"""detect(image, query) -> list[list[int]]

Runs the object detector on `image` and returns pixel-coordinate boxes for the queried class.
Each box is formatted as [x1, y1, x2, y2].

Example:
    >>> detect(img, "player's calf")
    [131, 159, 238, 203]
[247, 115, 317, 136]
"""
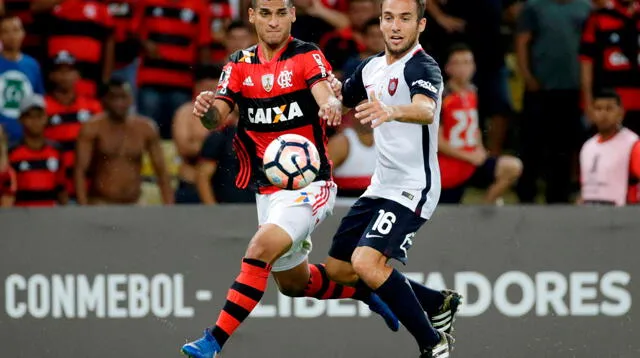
[324, 256, 360, 286]
[352, 246, 440, 352]
[182, 224, 293, 357]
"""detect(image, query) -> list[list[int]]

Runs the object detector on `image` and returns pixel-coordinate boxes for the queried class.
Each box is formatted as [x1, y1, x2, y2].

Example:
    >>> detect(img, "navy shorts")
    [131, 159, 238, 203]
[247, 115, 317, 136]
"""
[440, 156, 498, 204]
[328, 197, 426, 264]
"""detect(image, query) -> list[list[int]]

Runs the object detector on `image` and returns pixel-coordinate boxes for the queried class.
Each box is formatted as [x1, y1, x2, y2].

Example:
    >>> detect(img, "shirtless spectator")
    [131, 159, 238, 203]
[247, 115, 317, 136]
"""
[172, 64, 221, 204]
[0, 125, 16, 207]
[329, 117, 376, 199]
[75, 78, 173, 205]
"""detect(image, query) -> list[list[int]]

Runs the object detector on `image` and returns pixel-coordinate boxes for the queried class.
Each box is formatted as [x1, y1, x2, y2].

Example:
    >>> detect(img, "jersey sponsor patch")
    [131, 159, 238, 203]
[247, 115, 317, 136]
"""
[412, 79, 438, 94]
[247, 101, 304, 124]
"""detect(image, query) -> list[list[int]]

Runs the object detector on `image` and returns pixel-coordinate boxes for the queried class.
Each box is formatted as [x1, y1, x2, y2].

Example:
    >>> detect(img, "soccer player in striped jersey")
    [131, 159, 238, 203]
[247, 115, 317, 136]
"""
[181, 1, 399, 357]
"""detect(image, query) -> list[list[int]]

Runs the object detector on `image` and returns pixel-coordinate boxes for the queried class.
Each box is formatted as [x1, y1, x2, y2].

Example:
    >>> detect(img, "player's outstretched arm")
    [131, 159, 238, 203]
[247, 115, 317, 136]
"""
[311, 80, 342, 127]
[193, 91, 233, 130]
[356, 91, 437, 128]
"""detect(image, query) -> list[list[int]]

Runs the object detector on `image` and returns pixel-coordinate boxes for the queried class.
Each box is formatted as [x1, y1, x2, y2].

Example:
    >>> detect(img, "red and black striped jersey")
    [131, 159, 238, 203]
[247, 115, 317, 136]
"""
[0, 166, 17, 198]
[48, 1, 114, 98]
[134, 0, 211, 90]
[579, 2, 640, 111]
[44, 95, 102, 196]
[8, 142, 66, 207]
[106, 0, 140, 67]
[215, 37, 333, 194]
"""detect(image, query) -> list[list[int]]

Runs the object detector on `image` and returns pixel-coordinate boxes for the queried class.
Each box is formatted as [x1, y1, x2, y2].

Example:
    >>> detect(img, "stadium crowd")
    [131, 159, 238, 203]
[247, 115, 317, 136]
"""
[0, 0, 638, 208]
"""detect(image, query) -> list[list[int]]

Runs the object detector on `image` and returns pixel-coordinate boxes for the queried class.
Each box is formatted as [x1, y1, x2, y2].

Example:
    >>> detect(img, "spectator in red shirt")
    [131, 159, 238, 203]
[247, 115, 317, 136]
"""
[438, 44, 522, 204]
[9, 95, 68, 207]
[0, 124, 16, 207]
[580, 0, 640, 135]
[47, 0, 115, 98]
[107, 0, 142, 103]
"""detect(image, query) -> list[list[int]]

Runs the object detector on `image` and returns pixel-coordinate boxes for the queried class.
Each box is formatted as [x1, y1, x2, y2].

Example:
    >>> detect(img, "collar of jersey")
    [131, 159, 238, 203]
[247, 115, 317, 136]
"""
[257, 36, 293, 64]
[385, 43, 423, 66]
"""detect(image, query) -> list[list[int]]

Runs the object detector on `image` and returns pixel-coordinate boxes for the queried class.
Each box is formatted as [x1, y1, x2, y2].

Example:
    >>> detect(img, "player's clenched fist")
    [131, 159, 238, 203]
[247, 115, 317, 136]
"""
[192, 91, 215, 118]
[356, 90, 396, 128]
[319, 96, 342, 127]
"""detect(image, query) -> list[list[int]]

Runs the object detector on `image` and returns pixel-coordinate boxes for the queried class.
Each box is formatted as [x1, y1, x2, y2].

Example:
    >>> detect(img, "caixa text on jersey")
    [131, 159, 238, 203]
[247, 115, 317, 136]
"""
[248, 102, 304, 124]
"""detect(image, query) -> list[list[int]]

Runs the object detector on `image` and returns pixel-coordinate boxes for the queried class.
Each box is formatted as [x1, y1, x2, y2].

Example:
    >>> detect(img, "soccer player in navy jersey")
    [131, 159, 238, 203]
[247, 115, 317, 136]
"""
[181, 1, 399, 357]
[322, 0, 462, 356]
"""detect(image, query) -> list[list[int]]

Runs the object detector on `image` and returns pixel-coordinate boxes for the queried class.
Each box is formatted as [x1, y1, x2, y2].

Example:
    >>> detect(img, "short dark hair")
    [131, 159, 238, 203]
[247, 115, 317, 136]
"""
[251, 0, 292, 8]
[593, 88, 622, 105]
[381, 0, 426, 19]
[99, 77, 130, 97]
[193, 64, 223, 82]
[446, 43, 473, 61]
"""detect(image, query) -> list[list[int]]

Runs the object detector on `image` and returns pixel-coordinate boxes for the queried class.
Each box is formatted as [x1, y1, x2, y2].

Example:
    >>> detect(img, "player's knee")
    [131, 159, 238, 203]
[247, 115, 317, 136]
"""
[497, 155, 523, 182]
[245, 224, 293, 264]
[351, 248, 385, 281]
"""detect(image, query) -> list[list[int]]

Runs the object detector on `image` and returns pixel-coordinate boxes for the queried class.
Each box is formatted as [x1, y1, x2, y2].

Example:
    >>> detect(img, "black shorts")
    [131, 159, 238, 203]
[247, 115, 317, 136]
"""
[440, 156, 498, 204]
[328, 197, 426, 264]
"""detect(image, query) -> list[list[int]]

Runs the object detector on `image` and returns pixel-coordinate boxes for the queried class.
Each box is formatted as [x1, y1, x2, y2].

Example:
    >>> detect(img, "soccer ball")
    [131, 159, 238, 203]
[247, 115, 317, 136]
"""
[263, 133, 321, 190]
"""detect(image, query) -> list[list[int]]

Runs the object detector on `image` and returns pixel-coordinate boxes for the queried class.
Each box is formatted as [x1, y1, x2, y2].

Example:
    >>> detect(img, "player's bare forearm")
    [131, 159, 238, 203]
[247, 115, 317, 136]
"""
[194, 93, 232, 130]
[311, 81, 342, 126]
[391, 95, 437, 125]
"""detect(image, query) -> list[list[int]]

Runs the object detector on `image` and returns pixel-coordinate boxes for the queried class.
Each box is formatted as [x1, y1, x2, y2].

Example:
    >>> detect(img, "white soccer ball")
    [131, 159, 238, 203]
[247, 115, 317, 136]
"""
[263, 133, 321, 190]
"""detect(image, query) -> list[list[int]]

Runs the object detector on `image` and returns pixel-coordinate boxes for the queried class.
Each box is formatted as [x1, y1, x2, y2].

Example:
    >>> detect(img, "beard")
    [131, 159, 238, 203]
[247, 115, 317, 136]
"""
[384, 30, 419, 57]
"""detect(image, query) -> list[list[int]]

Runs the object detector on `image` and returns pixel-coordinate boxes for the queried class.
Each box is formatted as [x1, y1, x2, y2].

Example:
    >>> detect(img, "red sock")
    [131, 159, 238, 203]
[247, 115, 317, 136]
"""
[210, 258, 271, 347]
[303, 264, 364, 300]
